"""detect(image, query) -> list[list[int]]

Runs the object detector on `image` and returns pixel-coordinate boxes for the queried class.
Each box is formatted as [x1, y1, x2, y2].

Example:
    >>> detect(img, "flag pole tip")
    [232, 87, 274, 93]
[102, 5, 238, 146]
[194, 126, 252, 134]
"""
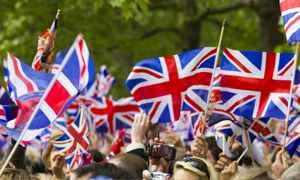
[222, 19, 226, 26]
[57, 9, 60, 13]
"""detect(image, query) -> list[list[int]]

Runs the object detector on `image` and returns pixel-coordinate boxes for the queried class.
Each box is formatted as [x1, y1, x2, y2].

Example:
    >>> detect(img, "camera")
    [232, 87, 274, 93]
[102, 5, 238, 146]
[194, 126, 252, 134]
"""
[147, 142, 177, 161]
[149, 171, 171, 180]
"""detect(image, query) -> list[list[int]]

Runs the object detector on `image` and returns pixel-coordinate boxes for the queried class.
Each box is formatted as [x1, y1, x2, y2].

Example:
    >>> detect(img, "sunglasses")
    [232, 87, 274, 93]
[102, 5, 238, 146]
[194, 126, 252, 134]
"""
[181, 157, 210, 179]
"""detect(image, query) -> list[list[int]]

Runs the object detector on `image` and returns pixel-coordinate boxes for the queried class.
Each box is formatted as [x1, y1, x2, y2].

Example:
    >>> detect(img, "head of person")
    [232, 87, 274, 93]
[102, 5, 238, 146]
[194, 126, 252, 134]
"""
[108, 153, 148, 179]
[173, 156, 218, 180]
[281, 161, 300, 180]
[74, 162, 135, 180]
[0, 168, 36, 180]
[205, 136, 222, 165]
[230, 168, 272, 180]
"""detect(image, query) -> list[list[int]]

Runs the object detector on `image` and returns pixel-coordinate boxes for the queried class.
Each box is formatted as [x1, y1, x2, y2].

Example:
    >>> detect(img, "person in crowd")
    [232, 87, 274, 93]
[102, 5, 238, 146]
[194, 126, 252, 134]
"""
[42, 134, 68, 180]
[108, 153, 148, 179]
[73, 162, 136, 180]
[281, 161, 300, 180]
[0, 168, 37, 180]
[229, 167, 272, 180]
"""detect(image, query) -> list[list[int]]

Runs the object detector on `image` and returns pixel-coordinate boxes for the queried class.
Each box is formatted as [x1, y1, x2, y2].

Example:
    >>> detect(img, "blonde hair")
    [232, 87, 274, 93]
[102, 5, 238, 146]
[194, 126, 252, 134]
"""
[174, 157, 219, 180]
[230, 168, 272, 180]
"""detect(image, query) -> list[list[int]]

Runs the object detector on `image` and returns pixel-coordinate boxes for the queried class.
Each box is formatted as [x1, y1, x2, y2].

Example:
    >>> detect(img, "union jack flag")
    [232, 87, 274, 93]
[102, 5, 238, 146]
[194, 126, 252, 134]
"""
[214, 120, 249, 145]
[293, 65, 300, 110]
[32, 10, 60, 72]
[126, 47, 217, 123]
[191, 112, 207, 136]
[104, 129, 124, 161]
[286, 126, 300, 157]
[220, 48, 295, 119]
[0, 85, 19, 125]
[52, 109, 89, 155]
[206, 67, 243, 126]
[66, 152, 92, 170]
[280, 0, 300, 45]
[40, 125, 52, 152]
[89, 97, 140, 132]
[7, 35, 95, 146]
[81, 65, 115, 97]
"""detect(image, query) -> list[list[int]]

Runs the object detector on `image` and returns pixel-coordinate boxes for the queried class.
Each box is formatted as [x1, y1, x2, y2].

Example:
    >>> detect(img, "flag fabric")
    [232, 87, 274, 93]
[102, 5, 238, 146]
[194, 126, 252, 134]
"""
[293, 65, 300, 110]
[40, 125, 52, 152]
[0, 85, 19, 125]
[214, 118, 275, 146]
[126, 47, 217, 123]
[32, 11, 60, 72]
[206, 67, 243, 126]
[89, 97, 140, 132]
[286, 125, 300, 157]
[104, 129, 124, 161]
[81, 65, 115, 97]
[66, 152, 93, 170]
[214, 120, 250, 145]
[190, 112, 207, 136]
[52, 109, 89, 155]
[280, 0, 300, 45]
[7, 35, 95, 146]
[220, 47, 295, 119]
[5, 53, 54, 129]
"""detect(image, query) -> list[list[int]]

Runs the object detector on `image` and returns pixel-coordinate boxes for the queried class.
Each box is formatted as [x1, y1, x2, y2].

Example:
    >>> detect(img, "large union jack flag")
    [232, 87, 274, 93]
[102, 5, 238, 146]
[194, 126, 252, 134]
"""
[126, 47, 217, 123]
[280, 0, 300, 45]
[220, 48, 295, 119]
[89, 97, 140, 132]
[52, 109, 89, 155]
[7, 35, 95, 146]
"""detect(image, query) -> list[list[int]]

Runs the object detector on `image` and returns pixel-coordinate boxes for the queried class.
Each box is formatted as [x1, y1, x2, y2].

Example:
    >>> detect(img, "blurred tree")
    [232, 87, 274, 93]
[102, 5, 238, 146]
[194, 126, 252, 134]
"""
[0, 0, 294, 98]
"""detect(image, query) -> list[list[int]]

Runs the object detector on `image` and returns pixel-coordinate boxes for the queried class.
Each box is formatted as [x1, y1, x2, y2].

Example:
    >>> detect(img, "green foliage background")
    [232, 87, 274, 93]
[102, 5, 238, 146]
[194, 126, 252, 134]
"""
[0, 0, 295, 98]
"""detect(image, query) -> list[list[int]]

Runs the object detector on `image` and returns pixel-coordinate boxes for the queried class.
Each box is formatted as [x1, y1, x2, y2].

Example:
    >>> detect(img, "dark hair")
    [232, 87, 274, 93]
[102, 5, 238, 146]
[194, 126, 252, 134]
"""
[205, 136, 222, 162]
[108, 153, 148, 179]
[75, 162, 136, 179]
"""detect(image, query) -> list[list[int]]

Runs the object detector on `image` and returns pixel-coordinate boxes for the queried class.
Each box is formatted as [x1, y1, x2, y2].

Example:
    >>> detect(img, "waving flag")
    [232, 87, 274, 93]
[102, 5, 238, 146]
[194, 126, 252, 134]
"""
[32, 10, 60, 72]
[293, 65, 300, 110]
[220, 48, 295, 119]
[286, 125, 300, 157]
[8, 35, 95, 146]
[81, 65, 115, 97]
[126, 47, 217, 123]
[66, 152, 93, 170]
[89, 97, 140, 132]
[191, 112, 207, 135]
[206, 67, 243, 126]
[280, 0, 300, 45]
[104, 129, 125, 161]
[52, 109, 89, 155]
[0, 85, 19, 124]
[214, 120, 250, 145]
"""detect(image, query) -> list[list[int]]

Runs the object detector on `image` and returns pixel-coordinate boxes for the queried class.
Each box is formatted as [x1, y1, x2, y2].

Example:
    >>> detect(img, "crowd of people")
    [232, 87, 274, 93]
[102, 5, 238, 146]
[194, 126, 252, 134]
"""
[0, 110, 299, 180]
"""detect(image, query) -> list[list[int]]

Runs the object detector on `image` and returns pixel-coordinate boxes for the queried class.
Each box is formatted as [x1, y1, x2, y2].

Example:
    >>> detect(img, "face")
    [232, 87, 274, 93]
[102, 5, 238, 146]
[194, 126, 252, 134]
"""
[173, 168, 199, 180]
[206, 150, 216, 165]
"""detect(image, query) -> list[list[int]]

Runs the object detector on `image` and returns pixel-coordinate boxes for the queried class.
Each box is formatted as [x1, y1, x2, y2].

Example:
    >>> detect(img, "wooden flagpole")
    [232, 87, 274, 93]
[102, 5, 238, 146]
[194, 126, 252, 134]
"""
[282, 41, 300, 155]
[201, 19, 226, 134]
[241, 121, 257, 167]
[0, 34, 83, 176]
[222, 134, 226, 153]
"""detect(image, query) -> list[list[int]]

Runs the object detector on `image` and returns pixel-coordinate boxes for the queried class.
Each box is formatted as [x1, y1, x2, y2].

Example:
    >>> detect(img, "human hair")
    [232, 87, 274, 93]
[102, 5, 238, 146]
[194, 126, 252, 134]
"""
[230, 168, 272, 180]
[0, 168, 34, 180]
[108, 153, 148, 179]
[75, 162, 136, 179]
[281, 161, 300, 180]
[205, 136, 222, 162]
[41, 134, 62, 174]
[174, 157, 218, 180]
